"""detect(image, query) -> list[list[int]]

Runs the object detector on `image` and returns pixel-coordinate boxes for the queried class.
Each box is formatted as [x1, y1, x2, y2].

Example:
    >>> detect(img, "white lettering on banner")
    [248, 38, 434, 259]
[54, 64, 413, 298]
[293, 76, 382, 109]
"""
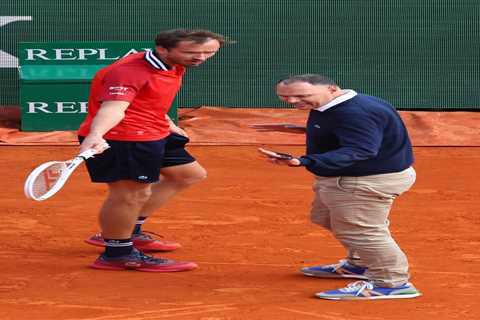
[0, 16, 33, 68]
[56, 102, 77, 113]
[26, 49, 49, 61]
[27, 101, 88, 113]
[97, 48, 119, 60]
[79, 101, 88, 113]
[0, 16, 32, 28]
[28, 102, 50, 113]
[0, 51, 19, 67]
[78, 48, 98, 60]
[123, 49, 140, 57]
[24, 47, 149, 61]
[54, 48, 76, 60]
[121, 48, 150, 57]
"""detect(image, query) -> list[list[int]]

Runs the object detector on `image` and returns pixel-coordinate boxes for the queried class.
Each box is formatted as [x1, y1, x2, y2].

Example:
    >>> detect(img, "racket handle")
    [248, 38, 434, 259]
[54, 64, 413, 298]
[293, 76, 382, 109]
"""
[78, 149, 97, 159]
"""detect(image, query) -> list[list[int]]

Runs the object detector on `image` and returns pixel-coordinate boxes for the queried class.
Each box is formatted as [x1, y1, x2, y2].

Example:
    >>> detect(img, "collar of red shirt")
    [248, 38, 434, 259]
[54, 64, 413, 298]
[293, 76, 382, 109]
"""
[144, 50, 185, 75]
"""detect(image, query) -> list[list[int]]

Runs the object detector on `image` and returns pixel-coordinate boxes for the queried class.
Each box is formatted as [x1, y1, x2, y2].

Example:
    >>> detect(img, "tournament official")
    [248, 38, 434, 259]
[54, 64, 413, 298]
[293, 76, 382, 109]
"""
[259, 74, 421, 300]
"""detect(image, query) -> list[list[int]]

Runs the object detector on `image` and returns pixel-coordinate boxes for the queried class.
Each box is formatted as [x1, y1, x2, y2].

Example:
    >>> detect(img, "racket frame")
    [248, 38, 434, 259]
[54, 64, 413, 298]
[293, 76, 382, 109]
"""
[24, 149, 97, 201]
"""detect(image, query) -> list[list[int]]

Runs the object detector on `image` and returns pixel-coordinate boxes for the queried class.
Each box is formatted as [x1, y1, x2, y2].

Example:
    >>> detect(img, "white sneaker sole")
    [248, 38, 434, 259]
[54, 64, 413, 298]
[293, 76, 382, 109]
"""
[315, 292, 422, 300]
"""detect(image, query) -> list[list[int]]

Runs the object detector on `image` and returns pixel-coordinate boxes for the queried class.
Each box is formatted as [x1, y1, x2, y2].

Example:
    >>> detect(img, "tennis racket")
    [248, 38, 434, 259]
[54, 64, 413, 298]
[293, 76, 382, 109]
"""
[24, 149, 98, 201]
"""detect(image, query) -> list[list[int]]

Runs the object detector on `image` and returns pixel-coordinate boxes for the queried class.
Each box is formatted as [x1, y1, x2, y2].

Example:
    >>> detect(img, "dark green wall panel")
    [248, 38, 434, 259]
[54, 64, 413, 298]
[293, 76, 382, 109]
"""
[1, 0, 479, 110]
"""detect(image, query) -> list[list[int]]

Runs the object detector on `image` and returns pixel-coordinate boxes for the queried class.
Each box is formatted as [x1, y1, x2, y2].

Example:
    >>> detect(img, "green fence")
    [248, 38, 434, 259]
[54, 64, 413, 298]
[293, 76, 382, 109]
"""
[1, 0, 480, 110]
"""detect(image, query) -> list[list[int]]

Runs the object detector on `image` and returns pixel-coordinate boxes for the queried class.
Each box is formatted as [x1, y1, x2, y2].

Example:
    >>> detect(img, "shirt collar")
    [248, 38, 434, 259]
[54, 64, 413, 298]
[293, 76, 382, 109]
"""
[144, 50, 170, 71]
[315, 89, 358, 112]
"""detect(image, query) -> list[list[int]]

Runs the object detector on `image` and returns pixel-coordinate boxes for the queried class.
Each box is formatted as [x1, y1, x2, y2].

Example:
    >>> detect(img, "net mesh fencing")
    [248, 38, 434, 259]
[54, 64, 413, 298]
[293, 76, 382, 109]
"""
[1, 0, 479, 110]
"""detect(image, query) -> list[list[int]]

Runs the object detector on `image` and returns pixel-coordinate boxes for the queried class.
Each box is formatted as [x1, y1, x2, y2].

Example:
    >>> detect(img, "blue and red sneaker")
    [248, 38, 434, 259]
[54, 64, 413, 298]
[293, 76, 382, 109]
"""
[85, 232, 181, 252]
[300, 259, 368, 280]
[91, 248, 197, 272]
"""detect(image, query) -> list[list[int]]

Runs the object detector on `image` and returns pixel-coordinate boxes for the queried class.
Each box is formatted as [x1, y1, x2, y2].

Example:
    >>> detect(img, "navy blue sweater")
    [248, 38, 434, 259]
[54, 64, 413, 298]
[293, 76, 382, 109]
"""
[299, 94, 413, 177]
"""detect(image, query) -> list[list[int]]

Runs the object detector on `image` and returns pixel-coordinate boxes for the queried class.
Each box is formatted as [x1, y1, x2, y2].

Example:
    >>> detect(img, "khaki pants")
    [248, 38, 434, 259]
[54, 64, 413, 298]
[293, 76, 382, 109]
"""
[310, 167, 416, 287]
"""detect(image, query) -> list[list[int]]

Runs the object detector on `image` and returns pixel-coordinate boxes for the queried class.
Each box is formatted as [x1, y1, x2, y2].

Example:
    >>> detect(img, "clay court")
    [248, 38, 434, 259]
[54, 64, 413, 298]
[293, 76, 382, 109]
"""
[2, 1, 479, 318]
[1, 109, 479, 319]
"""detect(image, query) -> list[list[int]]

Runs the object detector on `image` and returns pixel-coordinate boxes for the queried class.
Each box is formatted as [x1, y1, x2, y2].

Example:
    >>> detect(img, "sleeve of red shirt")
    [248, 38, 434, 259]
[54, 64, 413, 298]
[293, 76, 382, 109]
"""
[98, 66, 149, 103]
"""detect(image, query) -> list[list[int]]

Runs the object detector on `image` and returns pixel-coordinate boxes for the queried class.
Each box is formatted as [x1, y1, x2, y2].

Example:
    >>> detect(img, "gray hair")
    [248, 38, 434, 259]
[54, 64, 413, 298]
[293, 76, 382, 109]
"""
[277, 74, 338, 86]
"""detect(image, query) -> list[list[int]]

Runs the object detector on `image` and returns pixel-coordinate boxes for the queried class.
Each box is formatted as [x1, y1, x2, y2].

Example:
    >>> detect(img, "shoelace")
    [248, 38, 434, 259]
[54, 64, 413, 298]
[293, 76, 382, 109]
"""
[133, 230, 165, 240]
[339, 281, 374, 296]
[131, 249, 170, 264]
[322, 259, 347, 271]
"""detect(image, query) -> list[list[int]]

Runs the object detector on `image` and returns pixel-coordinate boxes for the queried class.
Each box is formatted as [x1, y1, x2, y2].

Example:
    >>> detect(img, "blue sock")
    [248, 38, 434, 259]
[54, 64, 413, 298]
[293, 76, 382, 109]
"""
[104, 238, 133, 257]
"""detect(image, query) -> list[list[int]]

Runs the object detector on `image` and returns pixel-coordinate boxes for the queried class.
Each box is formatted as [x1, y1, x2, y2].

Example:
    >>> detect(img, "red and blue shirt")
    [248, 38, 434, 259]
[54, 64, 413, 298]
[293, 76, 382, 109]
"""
[78, 50, 185, 141]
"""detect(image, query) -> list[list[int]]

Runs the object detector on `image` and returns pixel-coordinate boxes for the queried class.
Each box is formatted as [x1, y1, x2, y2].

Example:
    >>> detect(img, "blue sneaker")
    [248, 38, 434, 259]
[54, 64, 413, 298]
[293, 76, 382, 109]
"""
[301, 259, 368, 280]
[315, 281, 422, 300]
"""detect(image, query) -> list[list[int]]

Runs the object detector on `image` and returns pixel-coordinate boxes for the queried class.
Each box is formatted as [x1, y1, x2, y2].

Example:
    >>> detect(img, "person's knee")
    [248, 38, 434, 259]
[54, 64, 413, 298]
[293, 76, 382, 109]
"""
[109, 186, 152, 205]
[187, 166, 208, 185]
[165, 166, 207, 187]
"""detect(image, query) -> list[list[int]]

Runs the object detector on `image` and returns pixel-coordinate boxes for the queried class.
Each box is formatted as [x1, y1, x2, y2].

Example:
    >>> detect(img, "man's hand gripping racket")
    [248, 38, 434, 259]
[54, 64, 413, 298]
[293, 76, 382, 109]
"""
[24, 148, 105, 201]
[258, 147, 301, 166]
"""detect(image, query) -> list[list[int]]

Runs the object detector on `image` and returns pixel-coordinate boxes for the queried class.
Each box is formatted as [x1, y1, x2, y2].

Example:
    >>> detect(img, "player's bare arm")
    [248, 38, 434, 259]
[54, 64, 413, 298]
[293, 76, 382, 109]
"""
[80, 100, 129, 153]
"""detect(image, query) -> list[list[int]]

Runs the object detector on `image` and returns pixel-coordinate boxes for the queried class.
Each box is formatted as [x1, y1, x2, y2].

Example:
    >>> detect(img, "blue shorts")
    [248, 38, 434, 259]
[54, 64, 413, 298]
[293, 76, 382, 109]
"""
[78, 133, 196, 183]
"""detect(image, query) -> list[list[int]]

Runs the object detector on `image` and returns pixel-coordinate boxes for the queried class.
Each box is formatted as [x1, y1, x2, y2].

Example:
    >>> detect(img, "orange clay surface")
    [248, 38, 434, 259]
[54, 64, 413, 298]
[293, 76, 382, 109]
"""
[1, 145, 479, 320]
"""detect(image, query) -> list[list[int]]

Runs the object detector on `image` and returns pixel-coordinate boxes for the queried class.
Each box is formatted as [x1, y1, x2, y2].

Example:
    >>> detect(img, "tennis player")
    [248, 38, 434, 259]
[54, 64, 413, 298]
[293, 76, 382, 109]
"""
[259, 74, 421, 300]
[78, 29, 227, 272]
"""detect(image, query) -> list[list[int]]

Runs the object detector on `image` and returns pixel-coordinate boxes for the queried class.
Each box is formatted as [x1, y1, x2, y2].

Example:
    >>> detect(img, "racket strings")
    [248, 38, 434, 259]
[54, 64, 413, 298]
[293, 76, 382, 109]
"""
[30, 163, 67, 198]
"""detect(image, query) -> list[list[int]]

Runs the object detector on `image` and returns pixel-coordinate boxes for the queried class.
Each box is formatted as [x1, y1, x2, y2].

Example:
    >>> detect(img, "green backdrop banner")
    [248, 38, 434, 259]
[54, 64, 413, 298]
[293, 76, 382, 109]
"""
[18, 41, 182, 131]
[1, 0, 479, 110]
